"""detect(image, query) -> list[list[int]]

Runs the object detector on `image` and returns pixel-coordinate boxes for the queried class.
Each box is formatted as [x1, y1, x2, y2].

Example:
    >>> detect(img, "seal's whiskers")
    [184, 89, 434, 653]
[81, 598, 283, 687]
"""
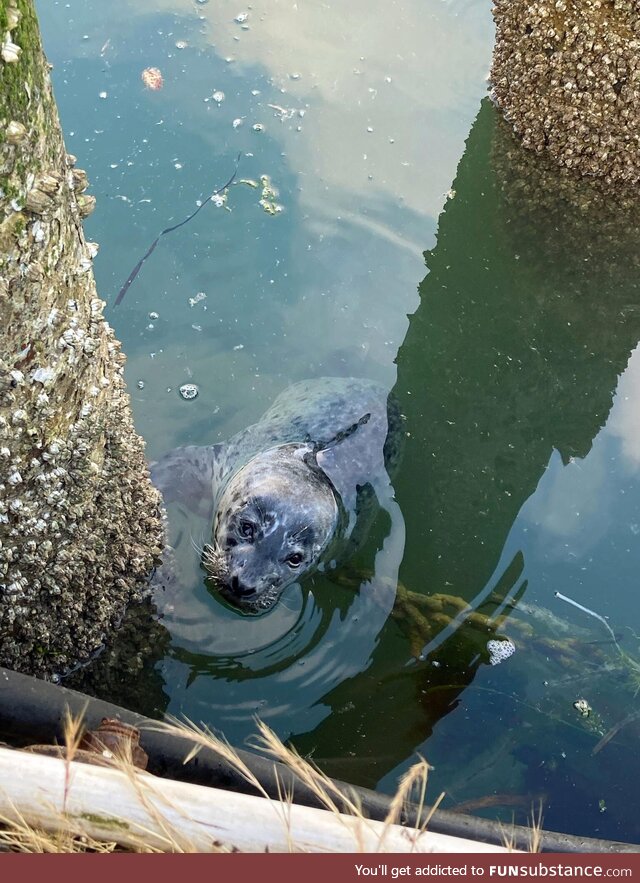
[189, 535, 205, 558]
[201, 542, 229, 581]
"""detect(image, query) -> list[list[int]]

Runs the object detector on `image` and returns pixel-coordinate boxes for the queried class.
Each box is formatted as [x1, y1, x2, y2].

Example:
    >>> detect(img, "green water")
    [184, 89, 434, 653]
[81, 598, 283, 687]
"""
[38, 0, 640, 843]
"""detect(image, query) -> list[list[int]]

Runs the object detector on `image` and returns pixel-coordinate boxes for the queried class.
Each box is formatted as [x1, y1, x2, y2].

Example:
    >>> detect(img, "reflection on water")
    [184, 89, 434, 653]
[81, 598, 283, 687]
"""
[39, 0, 640, 844]
[370, 101, 640, 842]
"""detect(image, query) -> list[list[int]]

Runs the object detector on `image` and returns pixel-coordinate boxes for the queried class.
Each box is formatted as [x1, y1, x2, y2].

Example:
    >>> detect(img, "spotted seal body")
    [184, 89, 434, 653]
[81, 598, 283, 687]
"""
[151, 377, 400, 612]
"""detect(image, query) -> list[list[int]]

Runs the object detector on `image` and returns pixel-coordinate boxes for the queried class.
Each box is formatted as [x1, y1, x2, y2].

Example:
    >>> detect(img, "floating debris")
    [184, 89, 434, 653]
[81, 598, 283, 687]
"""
[573, 698, 592, 718]
[141, 67, 164, 90]
[212, 90, 225, 104]
[179, 384, 199, 401]
[289, 72, 301, 80]
[148, 311, 159, 320]
[268, 103, 296, 122]
[98, 91, 108, 99]
[211, 192, 228, 208]
[252, 123, 265, 133]
[487, 638, 516, 666]
[260, 201, 283, 216]
[234, 12, 249, 23]
[232, 117, 244, 129]
[175, 40, 188, 50]
[259, 174, 283, 215]
[137, 380, 145, 389]
[189, 292, 207, 307]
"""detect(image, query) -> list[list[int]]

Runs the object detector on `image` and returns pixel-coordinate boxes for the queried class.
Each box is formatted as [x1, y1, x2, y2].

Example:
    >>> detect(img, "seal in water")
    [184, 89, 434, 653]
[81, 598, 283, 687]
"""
[150, 377, 401, 613]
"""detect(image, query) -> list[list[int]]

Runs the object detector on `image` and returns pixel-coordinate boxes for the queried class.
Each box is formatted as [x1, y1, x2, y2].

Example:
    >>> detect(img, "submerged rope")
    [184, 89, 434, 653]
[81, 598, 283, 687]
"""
[113, 152, 241, 306]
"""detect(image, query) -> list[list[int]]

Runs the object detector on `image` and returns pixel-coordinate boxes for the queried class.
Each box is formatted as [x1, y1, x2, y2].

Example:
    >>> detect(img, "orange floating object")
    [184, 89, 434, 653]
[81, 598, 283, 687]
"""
[141, 67, 163, 91]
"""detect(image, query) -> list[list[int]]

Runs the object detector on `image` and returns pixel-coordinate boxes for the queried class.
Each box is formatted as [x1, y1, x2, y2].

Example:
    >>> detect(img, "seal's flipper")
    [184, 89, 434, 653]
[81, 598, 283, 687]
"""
[150, 444, 223, 519]
[310, 412, 371, 455]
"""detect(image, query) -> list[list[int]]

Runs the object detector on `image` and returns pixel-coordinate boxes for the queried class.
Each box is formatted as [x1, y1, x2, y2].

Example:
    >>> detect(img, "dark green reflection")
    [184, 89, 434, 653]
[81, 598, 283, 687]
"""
[294, 98, 640, 788]
[394, 97, 640, 606]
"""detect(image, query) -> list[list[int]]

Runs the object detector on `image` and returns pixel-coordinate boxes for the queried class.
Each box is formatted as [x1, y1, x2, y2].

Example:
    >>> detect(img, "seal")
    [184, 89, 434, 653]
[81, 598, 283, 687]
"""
[151, 377, 401, 613]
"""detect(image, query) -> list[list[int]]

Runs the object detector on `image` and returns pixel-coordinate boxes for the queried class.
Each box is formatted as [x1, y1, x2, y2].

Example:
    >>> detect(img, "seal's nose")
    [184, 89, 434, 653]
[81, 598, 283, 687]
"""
[230, 575, 256, 597]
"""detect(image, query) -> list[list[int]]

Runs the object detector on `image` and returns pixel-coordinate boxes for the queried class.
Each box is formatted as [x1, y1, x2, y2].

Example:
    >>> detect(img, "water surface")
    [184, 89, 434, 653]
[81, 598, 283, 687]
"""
[38, 0, 640, 843]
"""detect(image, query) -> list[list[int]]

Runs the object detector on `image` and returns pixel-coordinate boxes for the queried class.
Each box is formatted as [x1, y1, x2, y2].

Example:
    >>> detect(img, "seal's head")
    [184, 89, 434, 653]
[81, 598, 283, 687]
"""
[203, 445, 339, 612]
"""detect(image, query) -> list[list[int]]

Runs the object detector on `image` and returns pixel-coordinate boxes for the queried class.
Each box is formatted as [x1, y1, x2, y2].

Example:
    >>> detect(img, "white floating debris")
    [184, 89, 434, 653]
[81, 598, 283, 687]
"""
[99, 91, 108, 99]
[268, 103, 295, 121]
[179, 383, 199, 400]
[175, 40, 188, 49]
[212, 90, 225, 104]
[232, 117, 244, 128]
[289, 72, 301, 80]
[573, 698, 592, 718]
[174, 162, 183, 170]
[233, 344, 244, 351]
[137, 380, 145, 389]
[188, 292, 207, 307]
[148, 311, 159, 320]
[252, 123, 264, 132]
[487, 638, 516, 666]
[234, 12, 249, 23]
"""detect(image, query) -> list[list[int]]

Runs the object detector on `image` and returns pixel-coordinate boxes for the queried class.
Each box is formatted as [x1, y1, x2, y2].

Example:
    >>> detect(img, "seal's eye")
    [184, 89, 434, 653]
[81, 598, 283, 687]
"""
[286, 552, 304, 568]
[238, 520, 255, 540]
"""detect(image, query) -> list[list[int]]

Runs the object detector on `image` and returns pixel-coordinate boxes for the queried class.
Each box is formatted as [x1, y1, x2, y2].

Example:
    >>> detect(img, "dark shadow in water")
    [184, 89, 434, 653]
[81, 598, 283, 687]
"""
[293, 99, 640, 803]
[393, 97, 640, 608]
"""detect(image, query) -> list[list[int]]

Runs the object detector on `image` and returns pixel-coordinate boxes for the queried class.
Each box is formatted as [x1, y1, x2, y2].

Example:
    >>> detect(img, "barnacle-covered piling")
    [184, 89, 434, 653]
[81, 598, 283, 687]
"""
[0, 0, 164, 676]
[491, 0, 640, 186]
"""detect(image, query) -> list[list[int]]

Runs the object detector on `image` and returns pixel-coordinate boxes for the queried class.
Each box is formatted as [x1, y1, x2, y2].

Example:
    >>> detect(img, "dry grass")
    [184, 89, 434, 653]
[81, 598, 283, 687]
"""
[0, 710, 529, 853]
[500, 800, 544, 853]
